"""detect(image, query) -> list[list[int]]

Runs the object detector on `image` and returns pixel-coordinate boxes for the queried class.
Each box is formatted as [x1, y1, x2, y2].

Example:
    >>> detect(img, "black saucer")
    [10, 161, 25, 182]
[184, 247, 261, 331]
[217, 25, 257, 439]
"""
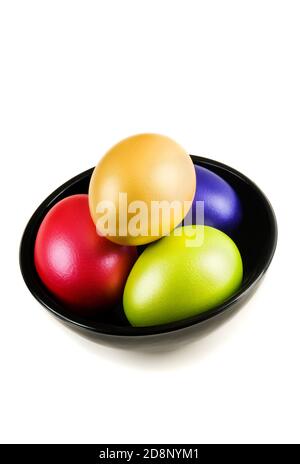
[19, 156, 277, 337]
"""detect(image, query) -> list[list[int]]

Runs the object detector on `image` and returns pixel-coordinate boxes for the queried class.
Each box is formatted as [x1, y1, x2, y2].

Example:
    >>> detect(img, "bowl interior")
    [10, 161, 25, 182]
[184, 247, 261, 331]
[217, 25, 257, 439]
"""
[20, 156, 277, 336]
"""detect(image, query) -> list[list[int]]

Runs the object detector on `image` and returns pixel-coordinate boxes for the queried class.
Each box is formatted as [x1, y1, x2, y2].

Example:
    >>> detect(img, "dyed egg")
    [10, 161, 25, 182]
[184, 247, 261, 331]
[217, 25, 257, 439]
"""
[89, 133, 196, 246]
[189, 165, 242, 233]
[123, 225, 243, 327]
[34, 194, 137, 315]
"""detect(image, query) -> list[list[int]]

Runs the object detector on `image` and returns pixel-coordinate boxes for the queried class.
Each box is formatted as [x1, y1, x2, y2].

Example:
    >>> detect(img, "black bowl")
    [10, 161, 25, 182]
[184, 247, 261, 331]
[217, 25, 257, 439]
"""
[19, 156, 277, 337]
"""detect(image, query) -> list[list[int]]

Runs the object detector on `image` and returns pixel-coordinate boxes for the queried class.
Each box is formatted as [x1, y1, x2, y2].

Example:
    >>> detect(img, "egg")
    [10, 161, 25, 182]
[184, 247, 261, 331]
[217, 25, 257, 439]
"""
[123, 225, 243, 326]
[89, 133, 196, 246]
[188, 165, 242, 233]
[34, 194, 137, 315]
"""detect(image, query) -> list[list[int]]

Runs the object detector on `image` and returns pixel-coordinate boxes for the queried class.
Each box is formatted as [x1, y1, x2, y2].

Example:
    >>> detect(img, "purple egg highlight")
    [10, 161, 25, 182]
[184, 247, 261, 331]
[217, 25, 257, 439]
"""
[187, 165, 242, 234]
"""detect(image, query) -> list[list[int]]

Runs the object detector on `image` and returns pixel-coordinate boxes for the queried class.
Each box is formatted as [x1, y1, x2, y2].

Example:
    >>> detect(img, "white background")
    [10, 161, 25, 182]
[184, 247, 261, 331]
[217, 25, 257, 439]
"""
[0, 0, 299, 445]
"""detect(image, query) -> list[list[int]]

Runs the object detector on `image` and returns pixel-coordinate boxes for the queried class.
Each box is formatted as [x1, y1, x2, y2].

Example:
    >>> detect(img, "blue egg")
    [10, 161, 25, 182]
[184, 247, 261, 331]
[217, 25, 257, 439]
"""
[187, 165, 242, 234]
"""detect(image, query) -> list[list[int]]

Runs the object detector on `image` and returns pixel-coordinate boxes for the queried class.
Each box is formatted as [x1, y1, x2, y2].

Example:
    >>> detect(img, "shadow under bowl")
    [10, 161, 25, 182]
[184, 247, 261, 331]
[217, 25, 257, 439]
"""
[19, 156, 277, 337]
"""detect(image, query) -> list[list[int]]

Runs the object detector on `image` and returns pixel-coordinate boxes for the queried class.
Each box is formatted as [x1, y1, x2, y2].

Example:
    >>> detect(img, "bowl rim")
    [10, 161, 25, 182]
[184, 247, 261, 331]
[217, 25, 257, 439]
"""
[19, 155, 278, 337]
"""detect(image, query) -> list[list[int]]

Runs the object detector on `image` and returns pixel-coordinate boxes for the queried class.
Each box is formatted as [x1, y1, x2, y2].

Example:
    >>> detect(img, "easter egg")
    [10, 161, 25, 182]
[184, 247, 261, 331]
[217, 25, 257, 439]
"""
[123, 225, 243, 327]
[89, 133, 196, 246]
[189, 165, 242, 233]
[34, 194, 137, 315]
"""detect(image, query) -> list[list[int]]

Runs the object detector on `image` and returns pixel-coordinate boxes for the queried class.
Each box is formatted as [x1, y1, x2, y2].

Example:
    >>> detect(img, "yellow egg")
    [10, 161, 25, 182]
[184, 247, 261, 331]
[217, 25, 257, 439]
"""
[89, 134, 196, 245]
[89, 133, 196, 245]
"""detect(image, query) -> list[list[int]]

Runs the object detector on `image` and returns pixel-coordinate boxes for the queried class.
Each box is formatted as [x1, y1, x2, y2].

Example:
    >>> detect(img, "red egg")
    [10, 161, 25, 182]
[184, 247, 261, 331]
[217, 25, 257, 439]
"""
[34, 194, 137, 315]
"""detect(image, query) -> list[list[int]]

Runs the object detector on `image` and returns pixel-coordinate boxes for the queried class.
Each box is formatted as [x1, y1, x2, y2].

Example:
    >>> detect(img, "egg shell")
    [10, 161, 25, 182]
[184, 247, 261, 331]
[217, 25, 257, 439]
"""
[34, 194, 137, 315]
[89, 133, 196, 246]
[123, 225, 243, 327]
[189, 165, 242, 233]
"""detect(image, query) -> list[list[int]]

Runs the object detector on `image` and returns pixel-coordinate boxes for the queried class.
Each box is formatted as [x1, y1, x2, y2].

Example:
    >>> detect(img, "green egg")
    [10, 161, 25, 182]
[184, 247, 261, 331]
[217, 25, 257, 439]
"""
[123, 225, 243, 327]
